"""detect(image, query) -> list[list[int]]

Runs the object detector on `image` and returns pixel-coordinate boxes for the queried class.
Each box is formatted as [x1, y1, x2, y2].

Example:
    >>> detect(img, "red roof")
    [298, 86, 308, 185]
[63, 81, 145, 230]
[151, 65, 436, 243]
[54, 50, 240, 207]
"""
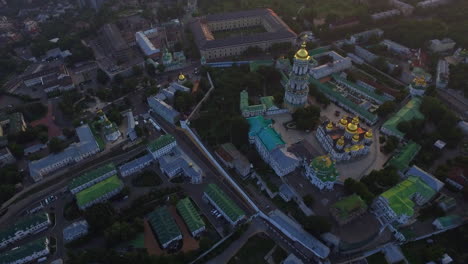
[448, 167, 468, 187]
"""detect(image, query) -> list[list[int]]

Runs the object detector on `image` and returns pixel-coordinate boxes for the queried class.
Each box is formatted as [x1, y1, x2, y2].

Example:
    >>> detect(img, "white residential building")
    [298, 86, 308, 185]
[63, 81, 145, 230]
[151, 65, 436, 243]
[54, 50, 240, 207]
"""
[371, 9, 401, 21]
[119, 154, 153, 177]
[136, 30, 160, 57]
[63, 220, 89, 242]
[348, 29, 384, 44]
[0, 147, 16, 167]
[381, 39, 411, 56]
[68, 163, 117, 194]
[310, 51, 352, 79]
[147, 134, 177, 159]
[147, 96, 180, 125]
[0, 237, 50, 264]
[429, 38, 456, 53]
[436, 59, 450, 89]
[0, 213, 51, 249]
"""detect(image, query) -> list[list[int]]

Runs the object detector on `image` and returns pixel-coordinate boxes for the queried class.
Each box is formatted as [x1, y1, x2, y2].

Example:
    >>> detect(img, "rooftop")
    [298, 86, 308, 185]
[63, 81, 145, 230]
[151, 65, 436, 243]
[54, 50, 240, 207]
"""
[204, 183, 245, 223]
[406, 165, 444, 192]
[309, 155, 339, 182]
[75, 175, 123, 208]
[382, 98, 424, 138]
[381, 176, 436, 217]
[147, 134, 176, 153]
[0, 237, 48, 263]
[388, 141, 421, 171]
[68, 163, 116, 190]
[247, 116, 285, 151]
[0, 213, 49, 243]
[147, 206, 181, 246]
[176, 198, 205, 234]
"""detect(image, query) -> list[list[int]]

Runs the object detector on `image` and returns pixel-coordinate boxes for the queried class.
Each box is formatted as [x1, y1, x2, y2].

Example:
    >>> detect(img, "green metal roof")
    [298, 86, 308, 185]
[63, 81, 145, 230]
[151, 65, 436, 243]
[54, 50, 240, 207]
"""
[260, 96, 276, 109]
[147, 134, 176, 152]
[240, 90, 249, 111]
[176, 198, 205, 234]
[249, 60, 274, 72]
[309, 155, 339, 182]
[332, 194, 367, 220]
[309, 77, 378, 123]
[381, 98, 424, 138]
[204, 184, 245, 223]
[147, 206, 181, 246]
[247, 116, 272, 137]
[68, 163, 116, 190]
[0, 237, 48, 263]
[75, 175, 123, 208]
[381, 176, 436, 218]
[309, 47, 329, 57]
[331, 74, 391, 103]
[0, 213, 49, 243]
[247, 115, 285, 151]
[388, 141, 421, 171]
[434, 215, 462, 228]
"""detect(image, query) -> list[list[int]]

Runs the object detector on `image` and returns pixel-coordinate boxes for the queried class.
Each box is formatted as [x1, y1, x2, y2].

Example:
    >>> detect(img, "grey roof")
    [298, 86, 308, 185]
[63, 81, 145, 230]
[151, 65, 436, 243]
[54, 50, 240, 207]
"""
[63, 220, 88, 241]
[24, 143, 47, 154]
[279, 184, 294, 200]
[100, 23, 129, 51]
[169, 82, 191, 93]
[119, 153, 153, 174]
[268, 210, 330, 259]
[406, 165, 445, 192]
[270, 148, 299, 169]
[159, 149, 201, 180]
[190, 8, 296, 50]
[147, 96, 180, 123]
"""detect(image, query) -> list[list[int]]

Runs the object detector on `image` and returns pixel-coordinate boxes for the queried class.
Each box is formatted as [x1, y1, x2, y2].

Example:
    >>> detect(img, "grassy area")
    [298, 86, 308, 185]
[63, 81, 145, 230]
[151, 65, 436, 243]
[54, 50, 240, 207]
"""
[366, 252, 388, 264]
[272, 246, 288, 263]
[313, 0, 368, 18]
[212, 26, 266, 39]
[89, 122, 106, 151]
[228, 234, 275, 264]
[131, 170, 162, 187]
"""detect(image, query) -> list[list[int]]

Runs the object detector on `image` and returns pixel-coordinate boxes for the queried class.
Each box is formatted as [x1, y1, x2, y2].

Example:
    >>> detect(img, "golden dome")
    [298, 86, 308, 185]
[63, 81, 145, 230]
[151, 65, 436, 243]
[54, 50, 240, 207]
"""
[344, 147, 351, 152]
[346, 122, 358, 133]
[294, 42, 310, 60]
[178, 73, 186, 81]
[365, 129, 373, 139]
[359, 144, 365, 150]
[337, 136, 345, 146]
[352, 134, 360, 142]
[352, 116, 359, 125]
[326, 122, 333, 130]
[339, 116, 348, 126]
[351, 144, 360, 151]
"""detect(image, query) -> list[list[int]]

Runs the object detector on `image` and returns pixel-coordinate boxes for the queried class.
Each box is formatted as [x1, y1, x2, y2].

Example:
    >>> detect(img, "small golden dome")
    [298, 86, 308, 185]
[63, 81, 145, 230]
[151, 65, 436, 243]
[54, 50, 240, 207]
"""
[337, 136, 345, 146]
[352, 116, 359, 125]
[339, 116, 348, 126]
[359, 144, 365, 150]
[365, 129, 373, 139]
[326, 122, 333, 130]
[178, 73, 186, 81]
[294, 42, 310, 60]
[344, 147, 351, 152]
[351, 144, 360, 151]
[346, 122, 358, 133]
[352, 134, 360, 142]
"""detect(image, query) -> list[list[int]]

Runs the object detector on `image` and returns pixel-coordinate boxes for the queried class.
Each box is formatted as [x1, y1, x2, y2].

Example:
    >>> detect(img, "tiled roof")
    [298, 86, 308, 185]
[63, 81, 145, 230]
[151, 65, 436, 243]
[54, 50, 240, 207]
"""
[204, 184, 245, 223]
[0, 213, 49, 243]
[75, 175, 123, 208]
[388, 141, 421, 171]
[381, 176, 436, 217]
[176, 198, 205, 234]
[0, 237, 48, 263]
[382, 98, 424, 138]
[147, 134, 176, 153]
[68, 163, 116, 190]
[147, 206, 181, 246]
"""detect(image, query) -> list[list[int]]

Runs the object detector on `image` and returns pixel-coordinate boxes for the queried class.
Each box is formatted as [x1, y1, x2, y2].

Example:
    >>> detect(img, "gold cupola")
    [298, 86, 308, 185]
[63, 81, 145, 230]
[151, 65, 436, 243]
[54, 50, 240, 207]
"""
[365, 129, 373, 139]
[339, 115, 348, 127]
[352, 133, 360, 142]
[294, 42, 310, 60]
[326, 122, 333, 131]
[337, 136, 345, 146]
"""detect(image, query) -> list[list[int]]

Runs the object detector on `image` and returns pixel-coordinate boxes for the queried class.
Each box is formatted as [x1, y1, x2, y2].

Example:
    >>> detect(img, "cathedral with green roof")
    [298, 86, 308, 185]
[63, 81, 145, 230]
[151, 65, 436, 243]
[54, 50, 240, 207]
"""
[304, 155, 339, 190]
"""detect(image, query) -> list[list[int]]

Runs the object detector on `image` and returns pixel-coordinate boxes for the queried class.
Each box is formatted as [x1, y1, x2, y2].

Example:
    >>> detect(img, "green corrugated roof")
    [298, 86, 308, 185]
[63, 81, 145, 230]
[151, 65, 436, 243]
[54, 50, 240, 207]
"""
[388, 141, 421, 171]
[0, 213, 49, 243]
[247, 116, 273, 137]
[147, 206, 181, 246]
[75, 175, 123, 208]
[0, 237, 48, 263]
[309, 155, 339, 182]
[309, 47, 329, 57]
[435, 215, 462, 228]
[249, 60, 274, 72]
[260, 96, 276, 109]
[331, 74, 390, 103]
[381, 176, 436, 217]
[68, 163, 116, 190]
[147, 134, 176, 152]
[332, 194, 367, 220]
[204, 184, 245, 223]
[309, 77, 378, 123]
[240, 90, 249, 111]
[176, 198, 205, 234]
[247, 116, 285, 151]
[382, 98, 424, 138]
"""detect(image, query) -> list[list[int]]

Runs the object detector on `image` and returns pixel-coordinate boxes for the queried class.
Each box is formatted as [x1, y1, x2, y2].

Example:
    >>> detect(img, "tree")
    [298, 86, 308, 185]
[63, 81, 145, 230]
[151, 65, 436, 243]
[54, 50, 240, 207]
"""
[84, 203, 116, 232]
[156, 64, 165, 73]
[383, 135, 399, 154]
[303, 195, 314, 207]
[309, 83, 330, 106]
[97, 69, 109, 85]
[146, 63, 156, 77]
[48, 137, 66, 153]
[174, 91, 194, 112]
[132, 65, 143, 76]
[292, 106, 321, 131]
[303, 215, 331, 235]
[376, 101, 396, 117]
[104, 221, 139, 246]
[0, 185, 16, 205]
[373, 57, 389, 73]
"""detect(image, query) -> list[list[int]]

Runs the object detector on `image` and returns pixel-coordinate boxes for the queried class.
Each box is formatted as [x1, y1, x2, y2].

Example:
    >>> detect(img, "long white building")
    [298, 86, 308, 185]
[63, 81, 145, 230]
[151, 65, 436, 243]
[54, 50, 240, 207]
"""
[0, 237, 50, 264]
[0, 213, 51, 249]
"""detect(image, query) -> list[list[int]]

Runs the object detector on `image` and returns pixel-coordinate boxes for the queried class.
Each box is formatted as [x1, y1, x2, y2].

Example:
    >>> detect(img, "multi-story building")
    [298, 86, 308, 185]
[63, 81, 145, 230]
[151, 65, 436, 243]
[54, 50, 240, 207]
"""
[147, 206, 182, 249]
[28, 124, 100, 182]
[135, 30, 161, 58]
[159, 148, 202, 184]
[119, 153, 153, 177]
[63, 220, 89, 242]
[347, 29, 384, 44]
[388, 141, 421, 172]
[190, 9, 296, 60]
[408, 76, 428, 97]
[417, 0, 450, 8]
[147, 134, 177, 159]
[247, 116, 299, 177]
[309, 51, 352, 79]
[203, 184, 245, 226]
[0, 237, 50, 264]
[0, 112, 27, 135]
[381, 98, 424, 140]
[0, 147, 15, 167]
[371, 9, 401, 21]
[315, 116, 373, 163]
[176, 198, 206, 237]
[284, 43, 314, 110]
[147, 96, 180, 125]
[215, 143, 251, 178]
[0, 213, 51, 249]
[381, 39, 411, 56]
[389, 0, 414, 16]
[96, 110, 121, 142]
[304, 155, 339, 190]
[436, 59, 450, 89]
[97, 24, 131, 63]
[68, 163, 117, 194]
[75, 175, 124, 210]
[429, 38, 456, 53]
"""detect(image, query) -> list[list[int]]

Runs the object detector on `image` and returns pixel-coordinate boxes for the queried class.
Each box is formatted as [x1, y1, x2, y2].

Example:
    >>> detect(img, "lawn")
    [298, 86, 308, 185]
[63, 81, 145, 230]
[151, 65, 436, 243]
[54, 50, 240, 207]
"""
[131, 170, 162, 187]
[212, 26, 266, 39]
[228, 233, 275, 264]
[366, 252, 388, 264]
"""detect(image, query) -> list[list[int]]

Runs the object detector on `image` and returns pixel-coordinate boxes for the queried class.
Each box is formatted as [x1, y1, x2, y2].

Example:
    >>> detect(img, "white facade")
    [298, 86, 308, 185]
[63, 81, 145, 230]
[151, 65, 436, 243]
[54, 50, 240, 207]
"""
[119, 154, 153, 177]
[436, 59, 450, 89]
[0, 215, 51, 249]
[135, 31, 160, 57]
[78, 185, 124, 210]
[69, 169, 117, 194]
[382, 39, 411, 56]
[0, 147, 16, 167]
[284, 47, 311, 109]
[310, 52, 352, 79]
[4, 239, 50, 264]
[304, 163, 336, 191]
[315, 126, 369, 162]
[63, 220, 89, 242]
[429, 38, 456, 53]
[203, 193, 244, 226]
[148, 140, 177, 159]
[372, 196, 410, 225]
